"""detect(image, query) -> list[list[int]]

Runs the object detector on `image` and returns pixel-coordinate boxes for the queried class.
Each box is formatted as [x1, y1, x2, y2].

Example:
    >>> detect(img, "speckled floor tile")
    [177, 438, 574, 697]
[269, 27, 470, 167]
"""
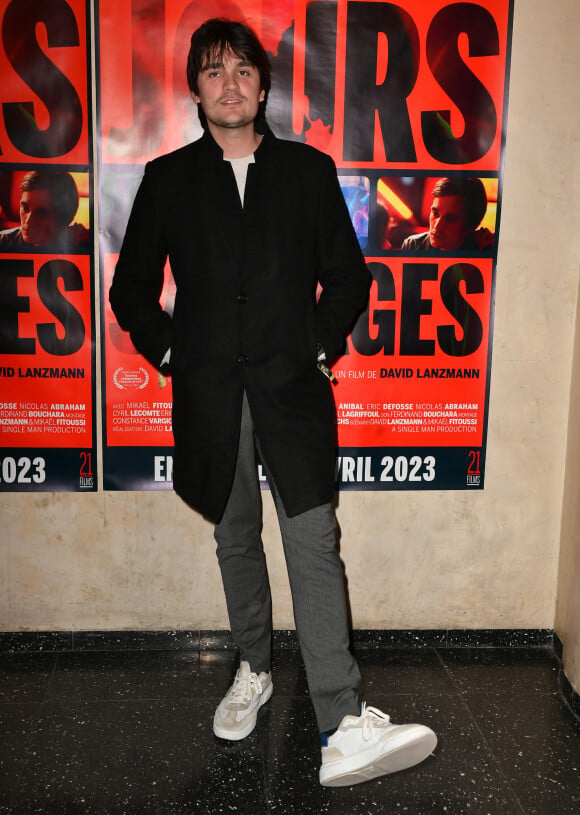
[0, 698, 268, 814]
[355, 647, 456, 698]
[46, 650, 240, 702]
[269, 650, 310, 697]
[0, 631, 72, 653]
[256, 695, 523, 814]
[72, 630, 201, 652]
[0, 652, 56, 703]
[0, 645, 578, 814]
[437, 647, 561, 696]
[461, 689, 580, 814]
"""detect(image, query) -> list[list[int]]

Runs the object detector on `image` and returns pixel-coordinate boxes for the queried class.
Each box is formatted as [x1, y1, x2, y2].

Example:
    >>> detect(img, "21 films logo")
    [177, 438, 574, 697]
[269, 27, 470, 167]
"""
[466, 450, 482, 486]
[79, 451, 94, 488]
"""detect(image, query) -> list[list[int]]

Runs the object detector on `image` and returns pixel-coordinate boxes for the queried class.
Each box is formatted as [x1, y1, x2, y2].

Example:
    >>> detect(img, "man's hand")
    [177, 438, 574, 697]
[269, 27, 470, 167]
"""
[474, 227, 494, 249]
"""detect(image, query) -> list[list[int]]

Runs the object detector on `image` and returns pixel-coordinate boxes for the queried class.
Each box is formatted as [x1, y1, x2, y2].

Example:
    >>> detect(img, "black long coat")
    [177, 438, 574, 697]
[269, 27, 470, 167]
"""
[110, 127, 370, 523]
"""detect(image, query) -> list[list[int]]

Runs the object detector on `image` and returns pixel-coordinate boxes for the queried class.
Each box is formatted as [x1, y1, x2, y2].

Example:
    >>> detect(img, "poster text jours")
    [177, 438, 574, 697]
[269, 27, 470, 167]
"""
[0, 0, 96, 492]
[99, 0, 512, 492]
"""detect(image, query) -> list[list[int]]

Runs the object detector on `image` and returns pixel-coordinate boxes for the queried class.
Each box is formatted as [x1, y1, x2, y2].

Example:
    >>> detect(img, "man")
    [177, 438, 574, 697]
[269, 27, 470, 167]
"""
[0, 171, 89, 251]
[110, 18, 436, 787]
[401, 176, 491, 252]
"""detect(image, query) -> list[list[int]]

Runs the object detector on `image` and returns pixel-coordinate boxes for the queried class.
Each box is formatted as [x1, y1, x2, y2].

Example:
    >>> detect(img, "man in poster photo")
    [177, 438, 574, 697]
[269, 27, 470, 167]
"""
[401, 176, 492, 252]
[0, 171, 89, 252]
[110, 18, 436, 786]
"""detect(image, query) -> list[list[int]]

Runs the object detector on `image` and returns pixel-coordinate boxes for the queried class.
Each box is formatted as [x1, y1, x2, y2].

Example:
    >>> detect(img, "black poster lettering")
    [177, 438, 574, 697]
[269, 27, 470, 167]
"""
[438, 262, 484, 356]
[0, 257, 35, 353]
[400, 263, 438, 356]
[344, 2, 419, 163]
[1, 0, 83, 158]
[351, 261, 396, 355]
[303, 2, 337, 139]
[422, 2, 499, 164]
[37, 260, 85, 355]
[0, 258, 85, 355]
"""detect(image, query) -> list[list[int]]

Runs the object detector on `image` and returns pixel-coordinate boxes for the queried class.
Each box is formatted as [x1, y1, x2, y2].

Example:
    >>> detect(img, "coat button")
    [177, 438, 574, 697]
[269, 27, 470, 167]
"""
[237, 354, 248, 364]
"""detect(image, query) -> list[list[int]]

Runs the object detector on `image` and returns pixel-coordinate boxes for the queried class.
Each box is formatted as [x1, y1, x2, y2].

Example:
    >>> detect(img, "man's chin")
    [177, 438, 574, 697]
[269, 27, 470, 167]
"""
[22, 234, 44, 246]
[430, 236, 461, 251]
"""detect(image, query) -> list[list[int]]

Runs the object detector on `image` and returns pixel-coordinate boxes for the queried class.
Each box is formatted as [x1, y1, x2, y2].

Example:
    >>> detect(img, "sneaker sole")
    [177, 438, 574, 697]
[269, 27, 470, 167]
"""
[319, 727, 437, 787]
[213, 681, 273, 741]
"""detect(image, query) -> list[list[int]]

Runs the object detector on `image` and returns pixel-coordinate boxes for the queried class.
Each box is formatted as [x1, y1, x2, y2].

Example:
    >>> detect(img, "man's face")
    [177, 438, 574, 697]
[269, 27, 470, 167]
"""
[428, 195, 467, 251]
[192, 48, 265, 133]
[19, 190, 60, 246]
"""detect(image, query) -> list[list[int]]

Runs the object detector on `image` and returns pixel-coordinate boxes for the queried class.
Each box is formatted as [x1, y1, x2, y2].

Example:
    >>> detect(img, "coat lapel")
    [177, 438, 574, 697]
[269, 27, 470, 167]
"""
[193, 135, 245, 273]
[243, 138, 275, 258]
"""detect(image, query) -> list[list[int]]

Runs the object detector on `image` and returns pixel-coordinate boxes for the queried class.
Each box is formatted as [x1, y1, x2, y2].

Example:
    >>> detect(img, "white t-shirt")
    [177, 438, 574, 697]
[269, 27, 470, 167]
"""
[227, 153, 255, 205]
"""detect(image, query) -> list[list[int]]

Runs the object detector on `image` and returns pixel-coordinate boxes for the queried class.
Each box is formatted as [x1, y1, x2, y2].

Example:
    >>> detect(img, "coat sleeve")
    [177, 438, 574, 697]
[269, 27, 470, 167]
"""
[109, 162, 173, 371]
[314, 155, 370, 362]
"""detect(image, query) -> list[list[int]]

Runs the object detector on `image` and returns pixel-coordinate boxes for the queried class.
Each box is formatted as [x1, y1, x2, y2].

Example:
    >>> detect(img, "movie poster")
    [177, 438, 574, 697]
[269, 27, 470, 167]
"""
[98, 0, 513, 492]
[0, 0, 97, 492]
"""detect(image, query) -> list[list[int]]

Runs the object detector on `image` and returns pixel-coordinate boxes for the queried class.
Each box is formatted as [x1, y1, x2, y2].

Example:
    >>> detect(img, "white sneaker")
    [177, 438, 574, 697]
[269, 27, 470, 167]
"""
[319, 703, 437, 787]
[213, 661, 273, 741]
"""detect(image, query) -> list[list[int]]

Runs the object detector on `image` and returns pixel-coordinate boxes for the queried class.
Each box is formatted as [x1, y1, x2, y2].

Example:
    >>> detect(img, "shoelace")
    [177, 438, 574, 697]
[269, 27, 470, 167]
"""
[360, 702, 391, 740]
[229, 671, 263, 705]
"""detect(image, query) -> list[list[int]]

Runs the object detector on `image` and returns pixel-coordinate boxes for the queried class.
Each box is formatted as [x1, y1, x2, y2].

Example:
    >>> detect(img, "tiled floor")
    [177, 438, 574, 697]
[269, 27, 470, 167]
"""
[0, 639, 579, 814]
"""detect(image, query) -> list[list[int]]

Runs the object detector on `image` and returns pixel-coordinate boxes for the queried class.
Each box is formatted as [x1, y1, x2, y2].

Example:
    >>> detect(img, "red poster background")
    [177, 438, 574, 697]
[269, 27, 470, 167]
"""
[333, 256, 492, 448]
[98, 0, 512, 490]
[99, 0, 510, 171]
[0, 254, 93, 448]
[0, 0, 90, 164]
[103, 253, 174, 446]
[0, 0, 96, 491]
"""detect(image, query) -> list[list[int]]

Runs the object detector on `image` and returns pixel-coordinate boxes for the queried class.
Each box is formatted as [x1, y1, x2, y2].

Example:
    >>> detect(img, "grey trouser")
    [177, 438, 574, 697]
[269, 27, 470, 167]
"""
[214, 393, 361, 733]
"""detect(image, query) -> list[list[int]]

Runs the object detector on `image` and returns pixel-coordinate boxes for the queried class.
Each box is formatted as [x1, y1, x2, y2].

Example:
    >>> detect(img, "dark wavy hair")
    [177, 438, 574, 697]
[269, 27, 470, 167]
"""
[431, 177, 487, 231]
[187, 18, 271, 130]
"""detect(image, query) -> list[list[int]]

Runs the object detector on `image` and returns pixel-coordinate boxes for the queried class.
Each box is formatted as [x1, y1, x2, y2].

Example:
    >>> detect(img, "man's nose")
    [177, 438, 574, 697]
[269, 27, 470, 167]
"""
[223, 70, 239, 90]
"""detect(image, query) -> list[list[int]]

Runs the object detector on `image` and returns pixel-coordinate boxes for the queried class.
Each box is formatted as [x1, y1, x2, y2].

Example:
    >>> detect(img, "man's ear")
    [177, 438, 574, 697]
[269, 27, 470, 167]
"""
[259, 90, 265, 102]
[191, 91, 200, 104]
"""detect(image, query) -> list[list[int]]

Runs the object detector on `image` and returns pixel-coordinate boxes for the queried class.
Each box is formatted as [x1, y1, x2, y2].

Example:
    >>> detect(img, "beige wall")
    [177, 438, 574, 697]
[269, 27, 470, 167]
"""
[2, 1, 580, 689]
[556, 279, 580, 693]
